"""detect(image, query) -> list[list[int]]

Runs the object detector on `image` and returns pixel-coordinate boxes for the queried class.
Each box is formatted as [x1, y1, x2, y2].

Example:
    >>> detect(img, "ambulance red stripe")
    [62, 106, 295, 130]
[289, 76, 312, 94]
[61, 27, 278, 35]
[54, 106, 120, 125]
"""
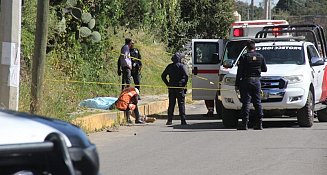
[192, 69, 219, 74]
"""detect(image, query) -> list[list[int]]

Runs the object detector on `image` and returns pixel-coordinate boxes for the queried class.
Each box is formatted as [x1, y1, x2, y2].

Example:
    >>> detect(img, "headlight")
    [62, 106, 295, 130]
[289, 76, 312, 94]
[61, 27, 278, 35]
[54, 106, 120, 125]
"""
[284, 75, 303, 84]
[223, 77, 236, 86]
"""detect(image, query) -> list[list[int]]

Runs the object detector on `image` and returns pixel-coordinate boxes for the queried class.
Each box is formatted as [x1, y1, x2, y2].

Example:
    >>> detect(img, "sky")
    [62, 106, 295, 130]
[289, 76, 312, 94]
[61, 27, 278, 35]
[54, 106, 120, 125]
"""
[239, 0, 278, 7]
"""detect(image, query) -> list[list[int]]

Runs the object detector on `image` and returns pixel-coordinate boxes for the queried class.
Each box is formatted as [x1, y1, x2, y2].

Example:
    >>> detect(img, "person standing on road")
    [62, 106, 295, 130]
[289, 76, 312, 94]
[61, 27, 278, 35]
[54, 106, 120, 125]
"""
[235, 40, 267, 130]
[117, 38, 133, 90]
[161, 52, 189, 125]
[130, 41, 142, 100]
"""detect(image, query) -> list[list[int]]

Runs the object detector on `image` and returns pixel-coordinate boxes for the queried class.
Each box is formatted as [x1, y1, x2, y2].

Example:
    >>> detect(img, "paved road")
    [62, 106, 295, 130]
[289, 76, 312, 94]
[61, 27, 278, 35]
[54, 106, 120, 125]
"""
[89, 101, 327, 175]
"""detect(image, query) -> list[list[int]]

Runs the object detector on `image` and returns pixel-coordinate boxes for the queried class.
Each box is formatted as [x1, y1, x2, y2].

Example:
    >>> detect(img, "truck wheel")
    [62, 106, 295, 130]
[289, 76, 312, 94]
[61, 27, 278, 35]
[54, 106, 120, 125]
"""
[297, 90, 314, 127]
[317, 108, 327, 122]
[222, 106, 238, 128]
[215, 95, 222, 119]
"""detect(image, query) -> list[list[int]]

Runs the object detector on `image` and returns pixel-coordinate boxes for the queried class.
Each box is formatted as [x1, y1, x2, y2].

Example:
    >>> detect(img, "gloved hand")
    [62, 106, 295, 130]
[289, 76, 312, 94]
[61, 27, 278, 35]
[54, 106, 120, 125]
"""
[235, 86, 239, 91]
[117, 70, 121, 76]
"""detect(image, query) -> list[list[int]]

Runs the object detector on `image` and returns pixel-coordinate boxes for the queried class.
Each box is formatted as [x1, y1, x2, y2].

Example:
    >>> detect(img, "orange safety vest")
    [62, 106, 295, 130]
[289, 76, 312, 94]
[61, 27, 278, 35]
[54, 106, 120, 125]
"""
[115, 87, 138, 111]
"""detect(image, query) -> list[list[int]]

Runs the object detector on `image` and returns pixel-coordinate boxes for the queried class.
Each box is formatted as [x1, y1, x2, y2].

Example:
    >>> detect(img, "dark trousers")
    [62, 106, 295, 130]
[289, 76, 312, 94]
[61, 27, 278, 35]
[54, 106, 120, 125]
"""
[124, 105, 141, 122]
[168, 88, 186, 121]
[239, 78, 263, 123]
[132, 71, 141, 91]
[122, 68, 131, 90]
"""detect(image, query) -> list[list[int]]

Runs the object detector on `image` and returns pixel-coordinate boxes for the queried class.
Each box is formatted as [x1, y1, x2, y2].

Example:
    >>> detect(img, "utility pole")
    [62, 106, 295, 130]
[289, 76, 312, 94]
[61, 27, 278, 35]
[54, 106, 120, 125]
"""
[251, 0, 254, 20]
[30, 0, 50, 114]
[0, 0, 22, 110]
[263, 0, 271, 19]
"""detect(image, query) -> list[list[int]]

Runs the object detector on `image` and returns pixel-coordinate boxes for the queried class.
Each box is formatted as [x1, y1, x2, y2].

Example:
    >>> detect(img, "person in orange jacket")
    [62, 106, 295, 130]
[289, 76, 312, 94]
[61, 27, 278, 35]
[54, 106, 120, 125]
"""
[115, 86, 145, 124]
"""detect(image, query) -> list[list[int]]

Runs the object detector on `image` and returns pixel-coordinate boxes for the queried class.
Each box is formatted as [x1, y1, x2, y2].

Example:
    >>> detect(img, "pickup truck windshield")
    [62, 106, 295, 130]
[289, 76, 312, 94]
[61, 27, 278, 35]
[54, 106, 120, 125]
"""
[256, 45, 305, 65]
[222, 40, 248, 64]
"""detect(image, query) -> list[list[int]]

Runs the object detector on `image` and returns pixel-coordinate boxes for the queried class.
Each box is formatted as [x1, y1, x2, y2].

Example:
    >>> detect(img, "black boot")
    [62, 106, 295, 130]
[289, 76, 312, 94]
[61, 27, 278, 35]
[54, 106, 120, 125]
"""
[166, 120, 172, 125]
[181, 119, 187, 125]
[237, 120, 248, 130]
[253, 119, 263, 130]
[166, 117, 173, 125]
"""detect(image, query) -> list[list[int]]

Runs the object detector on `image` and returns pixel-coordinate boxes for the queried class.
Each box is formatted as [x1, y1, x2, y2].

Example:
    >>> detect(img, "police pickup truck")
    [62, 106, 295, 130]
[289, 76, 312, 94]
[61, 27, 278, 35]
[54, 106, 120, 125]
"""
[220, 24, 327, 128]
[0, 110, 100, 175]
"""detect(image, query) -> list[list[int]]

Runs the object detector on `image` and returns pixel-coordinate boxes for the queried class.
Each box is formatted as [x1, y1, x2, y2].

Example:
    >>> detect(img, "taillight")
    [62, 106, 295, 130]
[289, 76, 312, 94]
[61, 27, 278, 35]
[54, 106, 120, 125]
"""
[233, 28, 244, 37]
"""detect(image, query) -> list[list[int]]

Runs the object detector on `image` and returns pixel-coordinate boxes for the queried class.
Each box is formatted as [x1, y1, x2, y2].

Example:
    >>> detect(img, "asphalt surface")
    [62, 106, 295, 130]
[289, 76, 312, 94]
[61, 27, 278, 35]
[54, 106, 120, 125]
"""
[89, 101, 327, 175]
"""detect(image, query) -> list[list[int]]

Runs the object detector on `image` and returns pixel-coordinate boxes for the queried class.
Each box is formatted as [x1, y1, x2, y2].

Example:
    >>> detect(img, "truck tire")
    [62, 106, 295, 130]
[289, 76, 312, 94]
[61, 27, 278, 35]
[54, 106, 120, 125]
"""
[222, 106, 238, 128]
[317, 108, 327, 122]
[297, 90, 314, 127]
[215, 95, 222, 119]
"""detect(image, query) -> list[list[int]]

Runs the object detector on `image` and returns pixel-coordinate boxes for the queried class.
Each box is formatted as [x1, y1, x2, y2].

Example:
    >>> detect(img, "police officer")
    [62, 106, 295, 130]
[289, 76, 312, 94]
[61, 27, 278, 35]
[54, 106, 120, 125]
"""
[130, 41, 142, 99]
[235, 40, 267, 130]
[161, 53, 189, 125]
[117, 38, 133, 90]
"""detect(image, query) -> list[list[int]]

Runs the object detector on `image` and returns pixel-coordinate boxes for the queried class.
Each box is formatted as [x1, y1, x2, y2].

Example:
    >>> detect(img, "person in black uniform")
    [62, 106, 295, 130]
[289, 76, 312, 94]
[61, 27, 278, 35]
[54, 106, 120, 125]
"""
[161, 53, 189, 125]
[130, 41, 142, 100]
[235, 40, 267, 130]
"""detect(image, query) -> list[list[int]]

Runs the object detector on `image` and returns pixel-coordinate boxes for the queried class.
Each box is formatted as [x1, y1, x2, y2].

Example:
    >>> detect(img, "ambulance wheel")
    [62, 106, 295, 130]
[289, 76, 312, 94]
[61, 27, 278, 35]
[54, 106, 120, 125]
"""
[222, 106, 238, 128]
[317, 108, 327, 122]
[297, 90, 314, 127]
[215, 95, 222, 119]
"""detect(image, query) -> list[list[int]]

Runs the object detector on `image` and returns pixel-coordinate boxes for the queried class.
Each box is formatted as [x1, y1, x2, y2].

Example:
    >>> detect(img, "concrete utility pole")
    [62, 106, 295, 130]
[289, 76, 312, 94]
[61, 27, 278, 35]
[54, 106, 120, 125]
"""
[0, 0, 22, 110]
[264, 0, 272, 20]
[251, 0, 254, 20]
[30, 0, 50, 114]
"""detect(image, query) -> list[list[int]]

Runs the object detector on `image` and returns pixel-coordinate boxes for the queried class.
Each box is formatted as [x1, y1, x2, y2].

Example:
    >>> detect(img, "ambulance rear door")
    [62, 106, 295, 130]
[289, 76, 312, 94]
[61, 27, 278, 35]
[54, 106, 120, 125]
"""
[192, 39, 224, 100]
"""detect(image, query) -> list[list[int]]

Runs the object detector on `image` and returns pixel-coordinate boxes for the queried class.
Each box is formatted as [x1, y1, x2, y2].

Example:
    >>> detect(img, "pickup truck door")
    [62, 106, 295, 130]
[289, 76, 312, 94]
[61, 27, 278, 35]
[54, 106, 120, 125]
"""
[192, 39, 224, 100]
[307, 45, 326, 103]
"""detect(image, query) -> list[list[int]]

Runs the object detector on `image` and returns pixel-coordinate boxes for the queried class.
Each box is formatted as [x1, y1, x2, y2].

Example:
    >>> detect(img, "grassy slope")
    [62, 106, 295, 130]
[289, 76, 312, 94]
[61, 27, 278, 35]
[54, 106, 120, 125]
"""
[18, 27, 172, 121]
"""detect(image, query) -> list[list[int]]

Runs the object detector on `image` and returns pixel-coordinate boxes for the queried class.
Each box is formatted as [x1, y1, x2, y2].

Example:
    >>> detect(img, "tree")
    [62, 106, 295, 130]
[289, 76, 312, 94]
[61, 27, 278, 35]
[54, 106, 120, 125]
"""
[235, 1, 264, 20]
[275, 0, 305, 16]
[180, 0, 234, 39]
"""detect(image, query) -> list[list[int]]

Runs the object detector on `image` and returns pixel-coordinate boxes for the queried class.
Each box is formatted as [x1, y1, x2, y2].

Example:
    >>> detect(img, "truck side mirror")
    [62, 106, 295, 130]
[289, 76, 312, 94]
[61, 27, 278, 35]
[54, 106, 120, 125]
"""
[311, 57, 325, 66]
[223, 59, 234, 68]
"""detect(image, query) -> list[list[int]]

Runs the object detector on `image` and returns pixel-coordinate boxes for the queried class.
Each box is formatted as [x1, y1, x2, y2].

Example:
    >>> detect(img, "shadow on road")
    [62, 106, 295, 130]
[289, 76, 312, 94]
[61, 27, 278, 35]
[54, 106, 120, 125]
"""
[152, 114, 320, 130]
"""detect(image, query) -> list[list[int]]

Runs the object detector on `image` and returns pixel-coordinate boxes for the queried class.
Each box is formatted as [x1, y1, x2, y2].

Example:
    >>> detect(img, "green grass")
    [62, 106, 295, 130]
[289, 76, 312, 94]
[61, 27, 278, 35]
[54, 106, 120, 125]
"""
[18, 27, 172, 120]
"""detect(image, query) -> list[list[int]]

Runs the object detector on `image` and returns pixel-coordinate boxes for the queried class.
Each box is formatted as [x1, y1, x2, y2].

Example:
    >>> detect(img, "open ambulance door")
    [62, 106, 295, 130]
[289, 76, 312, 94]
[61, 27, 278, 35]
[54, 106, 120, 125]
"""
[192, 39, 225, 100]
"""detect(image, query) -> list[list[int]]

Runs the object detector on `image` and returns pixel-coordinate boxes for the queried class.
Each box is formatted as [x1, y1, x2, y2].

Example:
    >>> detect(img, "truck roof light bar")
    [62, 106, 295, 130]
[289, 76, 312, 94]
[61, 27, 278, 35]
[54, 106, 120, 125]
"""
[256, 24, 327, 58]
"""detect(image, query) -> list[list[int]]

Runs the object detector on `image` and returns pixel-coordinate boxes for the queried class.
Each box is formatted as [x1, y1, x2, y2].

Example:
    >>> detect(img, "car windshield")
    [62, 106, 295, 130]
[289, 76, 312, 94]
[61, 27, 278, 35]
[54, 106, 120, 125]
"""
[222, 40, 249, 64]
[256, 45, 305, 65]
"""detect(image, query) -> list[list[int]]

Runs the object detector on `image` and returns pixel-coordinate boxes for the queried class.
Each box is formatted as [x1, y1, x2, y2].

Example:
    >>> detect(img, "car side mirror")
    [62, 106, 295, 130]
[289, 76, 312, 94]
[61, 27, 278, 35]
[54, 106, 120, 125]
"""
[223, 59, 234, 68]
[311, 57, 325, 66]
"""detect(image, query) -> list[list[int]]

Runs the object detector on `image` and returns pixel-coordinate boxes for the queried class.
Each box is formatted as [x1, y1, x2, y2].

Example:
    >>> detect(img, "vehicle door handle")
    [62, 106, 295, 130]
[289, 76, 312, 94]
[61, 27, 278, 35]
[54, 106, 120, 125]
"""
[193, 67, 198, 75]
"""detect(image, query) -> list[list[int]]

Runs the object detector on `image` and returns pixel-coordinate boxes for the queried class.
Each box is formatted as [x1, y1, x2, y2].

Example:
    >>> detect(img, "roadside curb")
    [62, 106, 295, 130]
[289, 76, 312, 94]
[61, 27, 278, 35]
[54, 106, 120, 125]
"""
[72, 98, 169, 133]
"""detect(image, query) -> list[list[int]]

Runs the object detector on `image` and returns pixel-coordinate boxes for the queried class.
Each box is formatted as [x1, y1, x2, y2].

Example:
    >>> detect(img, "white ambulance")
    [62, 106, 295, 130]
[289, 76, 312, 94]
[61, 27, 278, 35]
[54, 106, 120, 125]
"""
[192, 20, 289, 115]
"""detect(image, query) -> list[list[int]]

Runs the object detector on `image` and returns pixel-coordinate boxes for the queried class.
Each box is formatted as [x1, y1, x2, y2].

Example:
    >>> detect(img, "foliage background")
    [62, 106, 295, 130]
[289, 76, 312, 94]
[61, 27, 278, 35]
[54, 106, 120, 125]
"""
[20, 0, 235, 120]
[20, 0, 327, 120]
